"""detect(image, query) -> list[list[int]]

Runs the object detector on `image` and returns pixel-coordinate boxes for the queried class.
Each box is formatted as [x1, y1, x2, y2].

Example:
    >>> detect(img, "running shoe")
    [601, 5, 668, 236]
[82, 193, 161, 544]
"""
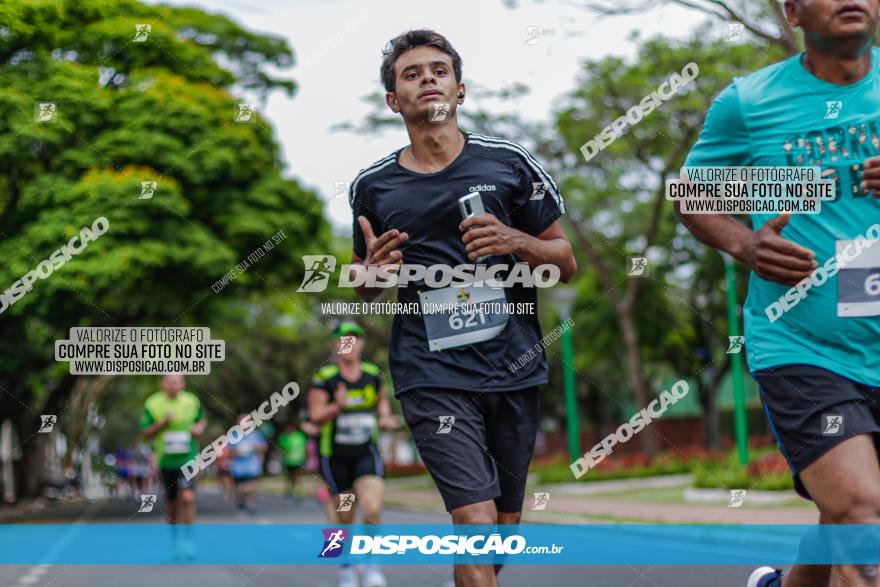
[361, 564, 387, 587]
[857, 565, 879, 582]
[338, 566, 359, 587]
[171, 540, 182, 561]
[317, 485, 330, 503]
[747, 567, 783, 587]
[181, 538, 196, 561]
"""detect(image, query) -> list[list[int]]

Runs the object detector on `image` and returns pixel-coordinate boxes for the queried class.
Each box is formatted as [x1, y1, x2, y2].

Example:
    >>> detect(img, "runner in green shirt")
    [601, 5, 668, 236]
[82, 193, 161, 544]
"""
[278, 422, 307, 498]
[140, 374, 206, 559]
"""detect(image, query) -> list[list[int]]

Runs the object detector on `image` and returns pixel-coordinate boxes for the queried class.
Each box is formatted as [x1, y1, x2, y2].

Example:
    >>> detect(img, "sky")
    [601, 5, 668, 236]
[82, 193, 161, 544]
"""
[154, 0, 715, 229]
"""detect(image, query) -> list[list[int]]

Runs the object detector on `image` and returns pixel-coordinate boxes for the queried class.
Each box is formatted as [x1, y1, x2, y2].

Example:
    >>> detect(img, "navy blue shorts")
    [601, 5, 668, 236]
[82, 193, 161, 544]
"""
[754, 364, 880, 499]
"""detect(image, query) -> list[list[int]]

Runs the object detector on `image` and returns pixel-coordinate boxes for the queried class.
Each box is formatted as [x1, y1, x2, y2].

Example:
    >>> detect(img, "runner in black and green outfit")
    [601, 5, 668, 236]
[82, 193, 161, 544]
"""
[308, 322, 397, 587]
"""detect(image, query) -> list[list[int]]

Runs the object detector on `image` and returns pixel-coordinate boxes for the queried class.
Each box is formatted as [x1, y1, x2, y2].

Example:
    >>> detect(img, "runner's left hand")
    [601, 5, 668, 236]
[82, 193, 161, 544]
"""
[460, 213, 525, 259]
[861, 156, 880, 196]
[192, 421, 205, 435]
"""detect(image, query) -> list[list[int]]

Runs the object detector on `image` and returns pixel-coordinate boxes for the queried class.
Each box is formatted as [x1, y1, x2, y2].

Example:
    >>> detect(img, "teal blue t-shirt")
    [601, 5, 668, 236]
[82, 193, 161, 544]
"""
[685, 48, 880, 386]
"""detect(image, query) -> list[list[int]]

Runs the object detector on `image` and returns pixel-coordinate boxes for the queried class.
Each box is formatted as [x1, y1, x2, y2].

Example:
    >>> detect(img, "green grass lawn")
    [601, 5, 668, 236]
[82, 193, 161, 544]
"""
[581, 484, 812, 508]
[585, 485, 693, 504]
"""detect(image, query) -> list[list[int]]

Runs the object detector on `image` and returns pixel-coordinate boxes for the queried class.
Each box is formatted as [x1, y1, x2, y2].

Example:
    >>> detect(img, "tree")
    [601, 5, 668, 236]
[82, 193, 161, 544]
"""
[550, 31, 782, 453]
[0, 0, 329, 497]
[506, 0, 800, 55]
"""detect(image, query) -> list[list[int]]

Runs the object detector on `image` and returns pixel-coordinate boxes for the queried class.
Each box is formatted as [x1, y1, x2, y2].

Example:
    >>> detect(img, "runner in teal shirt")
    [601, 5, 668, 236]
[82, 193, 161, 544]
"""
[682, 4, 880, 585]
[685, 47, 880, 385]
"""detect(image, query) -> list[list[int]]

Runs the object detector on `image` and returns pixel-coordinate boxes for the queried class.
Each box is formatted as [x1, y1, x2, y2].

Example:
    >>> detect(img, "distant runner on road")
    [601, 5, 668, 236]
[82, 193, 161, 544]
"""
[228, 413, 267, 515]
[308, 321, 397, 587]
[140, 373, 206, 560]
[278, 421, 308, 498]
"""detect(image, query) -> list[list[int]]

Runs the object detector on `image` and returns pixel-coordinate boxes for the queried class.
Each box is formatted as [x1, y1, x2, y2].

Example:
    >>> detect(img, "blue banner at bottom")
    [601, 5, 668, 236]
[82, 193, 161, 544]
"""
[1, 524, 879, 565]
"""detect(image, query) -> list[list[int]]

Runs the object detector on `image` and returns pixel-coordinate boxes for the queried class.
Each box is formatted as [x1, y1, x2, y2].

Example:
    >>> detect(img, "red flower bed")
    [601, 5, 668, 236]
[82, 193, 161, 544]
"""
[746, 451, 788, 477]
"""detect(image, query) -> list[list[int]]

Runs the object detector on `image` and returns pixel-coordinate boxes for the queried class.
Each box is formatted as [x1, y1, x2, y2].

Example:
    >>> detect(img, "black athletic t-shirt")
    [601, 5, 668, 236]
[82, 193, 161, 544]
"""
[349, 131, 565, 395]
[310, 362, 383, 460]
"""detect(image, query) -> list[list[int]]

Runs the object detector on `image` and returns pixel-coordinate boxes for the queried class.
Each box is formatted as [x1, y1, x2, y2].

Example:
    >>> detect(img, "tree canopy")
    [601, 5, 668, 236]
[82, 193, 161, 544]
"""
[0, 0, 330, 495]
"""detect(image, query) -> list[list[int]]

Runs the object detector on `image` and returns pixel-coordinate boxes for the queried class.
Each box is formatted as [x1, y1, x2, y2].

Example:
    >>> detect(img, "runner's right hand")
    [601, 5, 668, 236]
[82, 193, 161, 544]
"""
[334, 383, 348, 408]
[739, 213, 817, 286]
[357, 215, 408, 269]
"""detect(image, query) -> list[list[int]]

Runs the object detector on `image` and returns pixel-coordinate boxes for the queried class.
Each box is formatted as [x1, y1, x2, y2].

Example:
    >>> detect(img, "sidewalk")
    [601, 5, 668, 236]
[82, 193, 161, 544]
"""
[383, 475, 819, 524]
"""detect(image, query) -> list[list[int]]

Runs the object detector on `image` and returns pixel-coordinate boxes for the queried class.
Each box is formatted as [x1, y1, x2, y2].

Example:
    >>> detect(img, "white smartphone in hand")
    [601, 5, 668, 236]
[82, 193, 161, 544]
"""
[458, 192, 488, 262]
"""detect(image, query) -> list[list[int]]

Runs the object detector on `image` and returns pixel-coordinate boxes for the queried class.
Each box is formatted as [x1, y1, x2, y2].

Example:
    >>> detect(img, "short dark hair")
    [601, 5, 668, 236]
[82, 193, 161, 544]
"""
[380, 29, 462, 92]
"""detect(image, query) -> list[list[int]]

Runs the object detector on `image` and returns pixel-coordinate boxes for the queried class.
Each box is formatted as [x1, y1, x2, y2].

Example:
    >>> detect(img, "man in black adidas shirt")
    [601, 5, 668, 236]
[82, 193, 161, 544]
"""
[348, 29, 576, 587]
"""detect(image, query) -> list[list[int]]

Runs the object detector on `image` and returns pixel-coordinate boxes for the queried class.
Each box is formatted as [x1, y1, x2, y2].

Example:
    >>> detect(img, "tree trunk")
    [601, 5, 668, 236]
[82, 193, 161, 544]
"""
[11, 374, 80, 498]
[705, 368, 720, 449]
[705, 363, 727, 449]
[16, 415, 45, 498]
[617, 304, 657, 456]
[64, 376, 110, 475]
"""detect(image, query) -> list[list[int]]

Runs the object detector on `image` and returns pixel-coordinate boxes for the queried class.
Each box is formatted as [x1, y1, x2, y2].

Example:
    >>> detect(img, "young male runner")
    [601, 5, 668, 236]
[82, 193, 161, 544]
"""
[308, 322, 397, 587]
[141, 373, 206, 559]
[678, 1, 880, 585]
[348, 29, 576, 587]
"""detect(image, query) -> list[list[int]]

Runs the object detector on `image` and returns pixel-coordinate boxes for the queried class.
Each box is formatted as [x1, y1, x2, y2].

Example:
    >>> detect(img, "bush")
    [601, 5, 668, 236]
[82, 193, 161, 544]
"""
[533, 450, 705, 484]
[532, 445, 793, 490]
[384, 463, 427, 478]
[692, 449, 793, 491]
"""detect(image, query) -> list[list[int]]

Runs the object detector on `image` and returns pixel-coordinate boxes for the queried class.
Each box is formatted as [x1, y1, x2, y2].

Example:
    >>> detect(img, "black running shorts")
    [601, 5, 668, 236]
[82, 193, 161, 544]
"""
[319, 445, 383, 495]
[399, 387, 540, 512]
[160, 467, 195, 502]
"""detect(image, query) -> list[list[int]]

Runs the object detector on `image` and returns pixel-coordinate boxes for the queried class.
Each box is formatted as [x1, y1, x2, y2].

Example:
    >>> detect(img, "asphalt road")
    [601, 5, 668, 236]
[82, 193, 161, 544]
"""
[0, 488, 760, 587]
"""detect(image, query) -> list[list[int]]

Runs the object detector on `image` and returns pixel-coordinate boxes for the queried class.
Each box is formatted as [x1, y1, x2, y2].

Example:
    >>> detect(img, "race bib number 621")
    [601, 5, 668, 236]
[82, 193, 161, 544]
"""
[420, 285, 509, 351]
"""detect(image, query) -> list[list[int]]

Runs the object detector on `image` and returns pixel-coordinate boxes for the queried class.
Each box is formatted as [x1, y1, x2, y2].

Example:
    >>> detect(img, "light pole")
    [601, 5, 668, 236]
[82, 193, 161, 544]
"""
[550, 287, 580, 461]
[722, 252, 749, 465]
